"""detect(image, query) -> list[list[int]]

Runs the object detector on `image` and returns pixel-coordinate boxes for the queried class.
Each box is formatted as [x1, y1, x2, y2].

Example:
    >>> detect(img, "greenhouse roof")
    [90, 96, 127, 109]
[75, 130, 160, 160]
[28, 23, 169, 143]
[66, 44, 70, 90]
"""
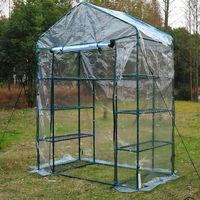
[37, 2, 173, 49]
[84, 2, 172, 45]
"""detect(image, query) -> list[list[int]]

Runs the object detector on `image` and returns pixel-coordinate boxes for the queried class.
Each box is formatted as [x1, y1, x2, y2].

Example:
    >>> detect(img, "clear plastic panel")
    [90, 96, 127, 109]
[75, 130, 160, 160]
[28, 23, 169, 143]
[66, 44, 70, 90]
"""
[95, 82, 114, 162]
[80, 137, 93, 160]
[54, 80, 78, 107]
[38, 110, 51, 171]
[38, 50, 52, 78]
[54, 110, 78, 136]
[117, 80, 136, 110]
[139, 79, 153, 110]
[115, 36, 137, 79]
[81, 48, 115, 79]
[139, 114, 153, 144]
[155, 77, 172, 110]
[154, 145, 172, 171]
[154, 112, 172, 142]
[80, 80, 93, 105]
[54, 52, 79, 78]
[38, 141, 51, 172]
[38, 79, 51, 109]
[54, 140, 79, 172]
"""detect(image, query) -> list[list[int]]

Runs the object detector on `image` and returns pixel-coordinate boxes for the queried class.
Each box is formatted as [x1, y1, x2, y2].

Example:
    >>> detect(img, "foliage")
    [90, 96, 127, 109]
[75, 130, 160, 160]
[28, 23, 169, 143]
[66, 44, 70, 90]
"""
[88, 0, 162, 27]
[0, 0, 71, 106]
[170, 28, 200, 100]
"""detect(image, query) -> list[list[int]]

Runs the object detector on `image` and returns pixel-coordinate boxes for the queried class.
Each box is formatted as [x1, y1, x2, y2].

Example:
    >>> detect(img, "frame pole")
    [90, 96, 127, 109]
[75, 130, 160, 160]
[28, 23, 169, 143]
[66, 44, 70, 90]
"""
[78, 52, 81, 160]
[113, 45, 118, 186]
[152, 78, 155, 169]
[171, 78, 175, 174]
[136, 30, 140, 190]
[50, 52, 55, 173]
[92, 80, 96, 163]
[36, 49, 40, 170]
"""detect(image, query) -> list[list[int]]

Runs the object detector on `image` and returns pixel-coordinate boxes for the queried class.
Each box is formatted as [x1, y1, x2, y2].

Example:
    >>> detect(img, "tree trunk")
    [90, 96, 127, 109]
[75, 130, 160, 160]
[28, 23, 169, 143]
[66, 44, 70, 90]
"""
[164, 0, 170, 30]
[189, 48, 193, 100]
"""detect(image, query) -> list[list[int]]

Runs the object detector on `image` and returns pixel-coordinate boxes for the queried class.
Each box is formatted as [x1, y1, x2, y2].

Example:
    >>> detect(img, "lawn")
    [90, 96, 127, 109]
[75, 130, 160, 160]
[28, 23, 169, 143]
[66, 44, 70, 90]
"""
[0, 101, 200, 199]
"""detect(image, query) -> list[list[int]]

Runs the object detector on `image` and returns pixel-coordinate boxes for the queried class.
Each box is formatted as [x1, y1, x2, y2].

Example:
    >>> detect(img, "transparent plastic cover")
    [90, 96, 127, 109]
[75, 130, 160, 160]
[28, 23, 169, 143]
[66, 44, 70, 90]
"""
[35, 2, 175, 191]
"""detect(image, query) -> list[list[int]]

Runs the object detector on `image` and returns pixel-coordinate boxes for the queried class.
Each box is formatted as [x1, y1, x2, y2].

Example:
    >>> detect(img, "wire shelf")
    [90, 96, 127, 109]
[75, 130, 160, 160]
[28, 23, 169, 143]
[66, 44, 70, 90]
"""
[39, 132, 93, 143]
[118, 140, 172, 153]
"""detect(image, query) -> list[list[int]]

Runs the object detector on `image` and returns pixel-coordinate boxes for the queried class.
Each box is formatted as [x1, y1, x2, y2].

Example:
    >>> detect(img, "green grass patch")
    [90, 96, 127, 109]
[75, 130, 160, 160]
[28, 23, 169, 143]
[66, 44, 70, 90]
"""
[0, 101, 200, 199]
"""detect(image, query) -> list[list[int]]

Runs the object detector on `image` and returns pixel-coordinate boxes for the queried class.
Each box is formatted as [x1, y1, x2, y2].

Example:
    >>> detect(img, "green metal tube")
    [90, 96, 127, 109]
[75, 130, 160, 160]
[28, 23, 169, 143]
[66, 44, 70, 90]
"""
[35, 47, 40, 170]
[171, 78, 175, 174]
[92, 80, 96, 163]
[50, 52, 55, 173]
[78, 53, 81, 160]
[135, 29, 140, 190]
[152, 78, 155, 169]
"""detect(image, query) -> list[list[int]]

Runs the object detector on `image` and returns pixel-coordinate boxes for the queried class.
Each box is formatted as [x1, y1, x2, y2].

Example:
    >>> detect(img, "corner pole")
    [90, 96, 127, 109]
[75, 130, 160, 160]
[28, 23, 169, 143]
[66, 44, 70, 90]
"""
[92, 80, 96, 163]
[50, 52, 55, 173]
[171, 78, 175, 174]
[78, 52, 81, 160]
[136, 30, 140, 190]
[152, 78, 155, 170]
[35, 48, 40, 170]
[113, 43, 118, 186]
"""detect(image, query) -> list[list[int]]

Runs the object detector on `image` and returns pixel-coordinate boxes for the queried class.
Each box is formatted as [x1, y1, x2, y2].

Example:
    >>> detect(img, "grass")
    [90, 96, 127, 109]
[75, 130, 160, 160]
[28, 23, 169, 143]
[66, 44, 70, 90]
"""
[0, 101, 200, 199]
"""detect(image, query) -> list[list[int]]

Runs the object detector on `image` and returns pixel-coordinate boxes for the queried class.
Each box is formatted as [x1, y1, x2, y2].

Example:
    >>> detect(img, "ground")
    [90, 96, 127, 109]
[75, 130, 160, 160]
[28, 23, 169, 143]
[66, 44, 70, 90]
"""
[0, 101, 200, 199]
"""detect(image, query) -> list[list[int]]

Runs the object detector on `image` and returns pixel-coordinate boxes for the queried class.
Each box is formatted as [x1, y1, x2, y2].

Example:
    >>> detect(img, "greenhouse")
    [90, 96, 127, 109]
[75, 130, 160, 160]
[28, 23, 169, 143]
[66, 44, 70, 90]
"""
[35, 2, 178, 192]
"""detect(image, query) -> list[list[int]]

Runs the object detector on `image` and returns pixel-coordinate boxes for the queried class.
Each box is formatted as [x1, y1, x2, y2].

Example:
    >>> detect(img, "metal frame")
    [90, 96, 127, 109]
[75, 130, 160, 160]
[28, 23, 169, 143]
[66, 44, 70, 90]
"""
[36, 33, 175, 191]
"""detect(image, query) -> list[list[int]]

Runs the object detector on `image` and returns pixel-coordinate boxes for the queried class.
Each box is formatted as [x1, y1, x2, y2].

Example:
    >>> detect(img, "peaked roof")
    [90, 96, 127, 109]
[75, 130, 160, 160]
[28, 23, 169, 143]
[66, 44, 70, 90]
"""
[37, 2, 173, 49]
[83, 2, 172, 45]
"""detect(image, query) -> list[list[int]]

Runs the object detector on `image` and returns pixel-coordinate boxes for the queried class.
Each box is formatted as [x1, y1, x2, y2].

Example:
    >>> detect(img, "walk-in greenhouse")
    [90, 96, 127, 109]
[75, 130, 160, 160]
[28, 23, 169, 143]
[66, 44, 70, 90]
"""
[35, 2, 178, 192]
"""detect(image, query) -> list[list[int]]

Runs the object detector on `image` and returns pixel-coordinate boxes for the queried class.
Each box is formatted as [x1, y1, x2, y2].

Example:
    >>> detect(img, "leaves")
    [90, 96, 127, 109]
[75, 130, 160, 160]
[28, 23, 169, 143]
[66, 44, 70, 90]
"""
[89, 0, 163, 27]
[0, 0, 71, 105]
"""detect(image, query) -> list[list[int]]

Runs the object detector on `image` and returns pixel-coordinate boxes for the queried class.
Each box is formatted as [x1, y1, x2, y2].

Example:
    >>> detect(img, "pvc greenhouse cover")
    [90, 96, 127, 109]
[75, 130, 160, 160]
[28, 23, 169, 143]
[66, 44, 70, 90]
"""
[34, 2, 178, 192]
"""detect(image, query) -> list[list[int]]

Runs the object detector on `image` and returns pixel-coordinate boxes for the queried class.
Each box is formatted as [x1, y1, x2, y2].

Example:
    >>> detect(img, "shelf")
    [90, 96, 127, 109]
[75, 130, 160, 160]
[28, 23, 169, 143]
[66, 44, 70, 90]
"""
[122, 73, 161, 79]
[117, 140, 172, 153]
[39, 132, 93, 143]
[38, 77, 113, 81]
[117, 108, 171, 115]
[39, 105, 94, 111]
[38, 74, 172, 81]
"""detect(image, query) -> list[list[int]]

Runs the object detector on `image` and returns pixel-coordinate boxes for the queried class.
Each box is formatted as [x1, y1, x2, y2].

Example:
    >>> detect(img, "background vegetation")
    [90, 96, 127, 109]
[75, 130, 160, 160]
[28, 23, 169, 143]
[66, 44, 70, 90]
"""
[0, 0, 71, 107]
[0, 0, 199, 108]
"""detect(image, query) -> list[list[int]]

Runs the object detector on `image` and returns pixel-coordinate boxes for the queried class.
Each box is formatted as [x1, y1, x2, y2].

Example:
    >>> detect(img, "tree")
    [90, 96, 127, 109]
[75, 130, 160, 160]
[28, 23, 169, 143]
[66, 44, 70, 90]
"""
[163, 0, 170, 29]
[0, 18, 10, 85]
[88, 0, 163, 27]
[160, 0, 175, 30]
[185, 0, 200, 100]
[0, 0, 71, 106]
[170, 28, 200, 100]
[170, 28, 190, 99]
[143, 0, 162, 27]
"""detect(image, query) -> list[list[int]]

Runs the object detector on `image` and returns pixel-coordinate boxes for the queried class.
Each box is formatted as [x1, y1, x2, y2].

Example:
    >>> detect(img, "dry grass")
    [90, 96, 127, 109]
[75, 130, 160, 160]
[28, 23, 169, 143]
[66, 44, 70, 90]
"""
[0, 86, 27, 109]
